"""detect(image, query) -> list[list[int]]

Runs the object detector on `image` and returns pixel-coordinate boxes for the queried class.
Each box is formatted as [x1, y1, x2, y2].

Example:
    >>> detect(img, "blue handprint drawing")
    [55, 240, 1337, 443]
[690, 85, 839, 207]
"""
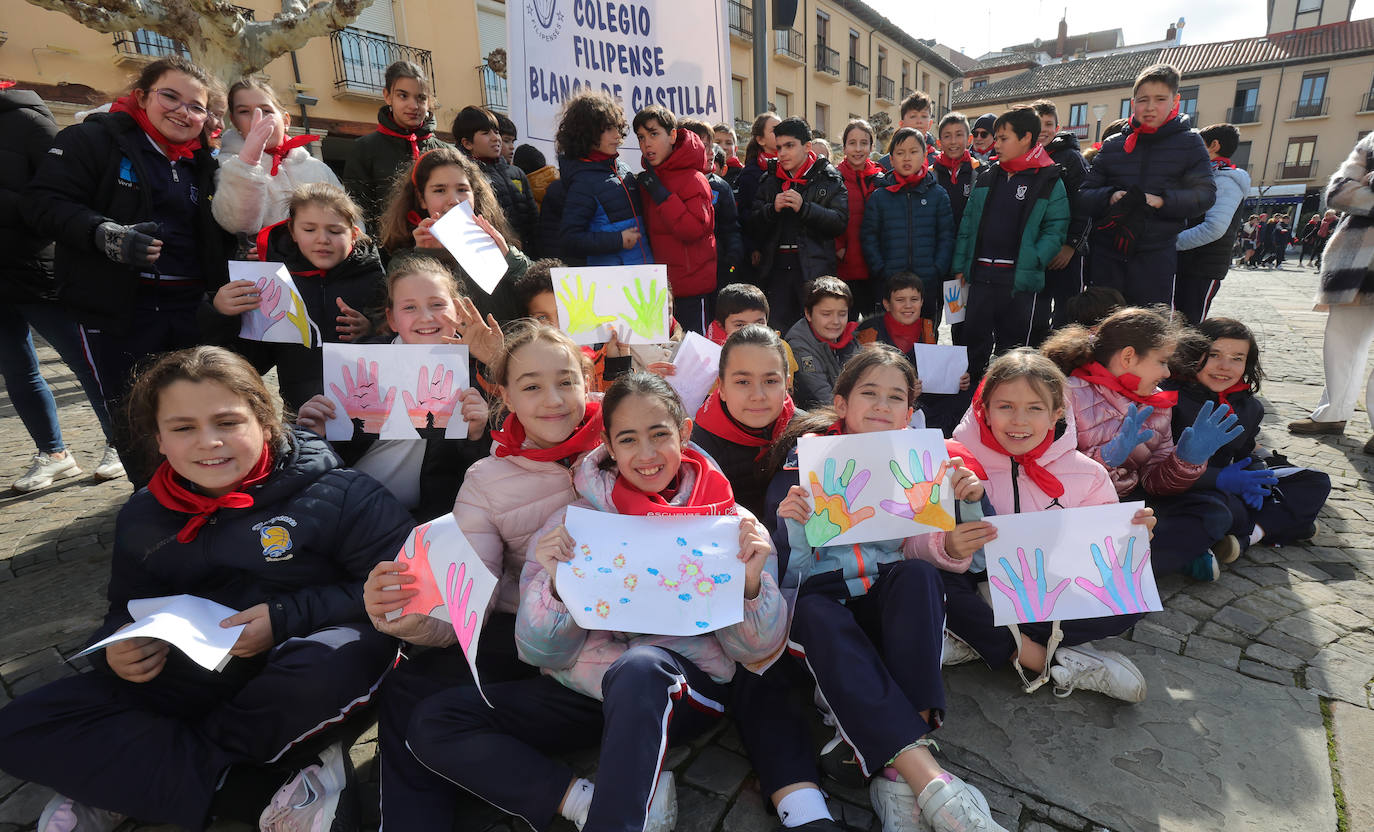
[1075, 535, 1152, 615]
[990, 547, 1070, 623]
[944, 283, 965, 317]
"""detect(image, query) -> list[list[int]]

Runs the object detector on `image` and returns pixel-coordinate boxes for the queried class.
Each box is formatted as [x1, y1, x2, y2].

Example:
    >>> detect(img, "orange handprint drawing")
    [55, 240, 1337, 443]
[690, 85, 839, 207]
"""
[880, 449, 956, 530]
[804, 458, 876, 546]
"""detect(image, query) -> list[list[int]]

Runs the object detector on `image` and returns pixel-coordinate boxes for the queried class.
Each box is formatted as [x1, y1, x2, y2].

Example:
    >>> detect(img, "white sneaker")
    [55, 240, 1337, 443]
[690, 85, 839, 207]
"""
[870, 776, 922, 832]
[916, 775, 1008, 832]
[93, 445, 125, 481]
[259, 741, 351, 832]
[37, 793, 124, 832]
[643, 771, 678, 832]
[12, 452, 82, 492]
[942, 632, 980, 667]
[1050, 644, 1147, 703]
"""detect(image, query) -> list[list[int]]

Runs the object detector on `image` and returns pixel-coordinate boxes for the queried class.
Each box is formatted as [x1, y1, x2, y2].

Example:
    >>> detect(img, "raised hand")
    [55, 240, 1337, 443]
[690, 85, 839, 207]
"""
[239, 277, 286, 341]
[473, 214, 510, 256]
[556, 275, 617, 335]
[441, 296, 504, 365]
[990, 547, 1070, 623]
[329, 357, 396, 434]
[1100, 403, 1155, 468]
[1215, 457, 1278, 510]
[1176, 400, 1244, 465]
[445, 560, 480, 653]
[401, 363, 462, 431]
[880, 448, 955, 530]
[619, 277, 668, 340]
[1075, 535, 1151, 615]
[238, 107, 275, 167]
[804, 458, 876, 547]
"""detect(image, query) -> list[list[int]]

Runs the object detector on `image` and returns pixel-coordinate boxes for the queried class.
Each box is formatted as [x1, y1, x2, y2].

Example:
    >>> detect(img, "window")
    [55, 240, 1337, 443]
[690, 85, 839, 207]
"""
[972, 79, 988, 90]
[1178, 85, 1199, 122]
[1231, 79, 1261, 123]
[338, 27, 398, 90]
[849, 29, 860, 61]
[877, 47, 888, 78]
[774, 90, 791, 119]
[901, 61, 910, 92]
[1297, 0, 1322, 9]
[1120, 97, 1132, 119]
[938, 82, 946, 115]
[1296, 0, 1322, 29]
[731, 77, 746, 123]
[1281, 136, 1317, 178]
[1295, 71, 1328, 117]
[921, 72, 930, 92]
[1068, 102, 1088, 127]
[1232, 141, 1252, 170]
[816, 12, 829, 46]
[814, 103, 830, 136]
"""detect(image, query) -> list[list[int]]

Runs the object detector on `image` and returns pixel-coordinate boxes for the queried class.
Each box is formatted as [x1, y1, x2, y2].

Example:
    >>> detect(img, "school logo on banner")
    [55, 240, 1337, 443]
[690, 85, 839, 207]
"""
[529, 0, 563, 40]
[254, 516, 298, 561]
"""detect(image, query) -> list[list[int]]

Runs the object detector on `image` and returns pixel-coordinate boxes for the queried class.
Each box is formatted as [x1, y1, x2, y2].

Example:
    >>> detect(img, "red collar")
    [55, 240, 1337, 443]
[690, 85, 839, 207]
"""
[610, 447, 737, 516]
[968, 380, 1064, 499]
[110, 94, 202, 162]
[756, 151, 777, 170]
[695, 390, 795, 461]
[376, 123, 422, 160]
[268, 134, 321, 176]
[491, 400, 603, 463]
[776, 151, 818, 190]
[146, 441, 274, 543]
[726, 155, 744, 169]
[1071, 362, 1179, 408]
[843, 157, 884, 197]
[705, 320, 728, 345]
[999, 144, 1054, 174]
[1123, 102, 1180, 153]
[583, 150, 617, 162]
[813, 321, 858, 350]
[1215, 381, 1249, 413]
[883, 313, 929, 353]
[884, 161, 930, 192]
[933, 151, 973, 184]
[1212, 156, 1236, 171]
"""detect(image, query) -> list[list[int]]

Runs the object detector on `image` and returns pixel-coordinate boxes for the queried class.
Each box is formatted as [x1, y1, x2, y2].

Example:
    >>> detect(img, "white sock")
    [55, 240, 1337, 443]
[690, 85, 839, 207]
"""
[561, 778, 594, 828]
[777, 787, 832, 827]
[1250, 524, 1266, 545]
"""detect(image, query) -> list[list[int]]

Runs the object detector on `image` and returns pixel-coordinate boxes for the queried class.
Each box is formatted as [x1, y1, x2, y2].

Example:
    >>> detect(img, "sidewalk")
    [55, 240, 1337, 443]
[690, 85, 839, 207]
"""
[1, 263, 1371, 832]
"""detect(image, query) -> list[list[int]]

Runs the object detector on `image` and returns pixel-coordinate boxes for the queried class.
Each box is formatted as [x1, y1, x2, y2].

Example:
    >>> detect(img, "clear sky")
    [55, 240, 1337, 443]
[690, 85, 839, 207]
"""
[865, 0, 1374, 60]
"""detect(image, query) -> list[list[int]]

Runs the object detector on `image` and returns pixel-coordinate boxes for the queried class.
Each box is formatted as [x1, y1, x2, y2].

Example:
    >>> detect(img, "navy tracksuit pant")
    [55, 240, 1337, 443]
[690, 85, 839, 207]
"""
[0, 624, 395, 831]
[940, 569, 1141, 668]
[407, 646, 725, 832]
[788, 559, 946, 777]
[964, 266, 1039, 381]
[730, 655, 822, 797]
[1087, 248, 1178, 309]
[1214, 467, 1331, 551]
[1146, 487, 1236, 575]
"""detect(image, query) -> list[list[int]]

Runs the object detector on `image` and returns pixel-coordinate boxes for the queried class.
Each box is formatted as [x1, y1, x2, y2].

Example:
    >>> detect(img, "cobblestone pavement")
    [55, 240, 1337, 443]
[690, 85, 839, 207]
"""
[1, 264, 1371, 832]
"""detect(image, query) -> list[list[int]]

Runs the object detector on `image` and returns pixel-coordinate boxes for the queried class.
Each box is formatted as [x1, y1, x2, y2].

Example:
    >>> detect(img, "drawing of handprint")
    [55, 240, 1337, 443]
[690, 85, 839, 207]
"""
[401, 364, 462, 431]
[329, 357, 396, 435]
[619, 278, 668, 340]
[445, 560, 480, 653]
[1075, 535, 1151, 615]
[990, 547, 1070, 623]
[880, 449, 955, 530]
[282, 288, 314, 347]
[556, 275, 617, 334]
[805, 458, 876, 546]
[240, 277, 286, 341]
[944, 283, 964, 315]
[398, 523, 445, 617]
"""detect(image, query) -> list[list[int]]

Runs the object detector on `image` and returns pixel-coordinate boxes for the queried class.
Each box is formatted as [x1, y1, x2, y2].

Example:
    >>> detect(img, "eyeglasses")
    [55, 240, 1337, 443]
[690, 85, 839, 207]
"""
[972, 130, 991, 138]
[152, 88, 209, 120]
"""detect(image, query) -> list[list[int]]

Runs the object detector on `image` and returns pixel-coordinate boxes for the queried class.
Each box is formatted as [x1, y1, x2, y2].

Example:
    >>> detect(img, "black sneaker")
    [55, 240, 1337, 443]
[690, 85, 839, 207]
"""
[818, 738, 867, 789]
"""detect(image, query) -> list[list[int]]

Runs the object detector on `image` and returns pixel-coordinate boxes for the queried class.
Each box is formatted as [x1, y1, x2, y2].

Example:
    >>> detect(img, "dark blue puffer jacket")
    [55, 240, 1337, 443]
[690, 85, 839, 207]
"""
[859, 173, 955, 286]
[1079, 115, 1215, 253]
[557, 154, 653, 266]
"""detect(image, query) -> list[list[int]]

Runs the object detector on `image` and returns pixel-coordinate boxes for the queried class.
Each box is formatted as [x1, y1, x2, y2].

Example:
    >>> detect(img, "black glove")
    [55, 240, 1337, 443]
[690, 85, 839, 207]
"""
[637, 169, 670, 205]
[94, 221, 160, 266]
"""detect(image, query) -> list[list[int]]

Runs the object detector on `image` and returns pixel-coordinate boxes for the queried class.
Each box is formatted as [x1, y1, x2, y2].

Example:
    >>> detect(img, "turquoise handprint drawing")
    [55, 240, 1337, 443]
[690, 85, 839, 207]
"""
[1075, 535, 1151, 615]
[556, 274, 618, 334]
[990, 547, 1070, 623]
[620, 278, 668, 340]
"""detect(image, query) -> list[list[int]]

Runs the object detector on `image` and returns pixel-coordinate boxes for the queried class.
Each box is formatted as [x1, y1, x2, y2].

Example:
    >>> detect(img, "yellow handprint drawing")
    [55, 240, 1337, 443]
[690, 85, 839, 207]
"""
[556, 274, 618, 335]
[880, 448, 956, 530]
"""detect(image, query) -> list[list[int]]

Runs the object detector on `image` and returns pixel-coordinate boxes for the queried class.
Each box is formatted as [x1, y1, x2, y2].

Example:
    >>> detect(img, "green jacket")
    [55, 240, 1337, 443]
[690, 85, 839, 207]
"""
[343, 106, 451, 230]
[952, 162, 1069, 294]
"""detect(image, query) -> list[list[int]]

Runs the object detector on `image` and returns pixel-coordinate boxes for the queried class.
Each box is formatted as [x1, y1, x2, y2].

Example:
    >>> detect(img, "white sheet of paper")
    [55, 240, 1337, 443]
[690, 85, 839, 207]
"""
[797, 429, 957, 548]
[552, 265, 671, 345]
[72, 594, 244, 672]
[668, 332, 723, 416]
[429, 201, 510, 295]
[912, 344, 968, 395]
[386, 515, 498, 705]
[983, 501, 1162, 626]
[230, 261, 319, 347]
[909, 409, 927, 429]
[559, 506, 744, 636]
[943, 279, 968, 325]
[322, 343, 470, 441]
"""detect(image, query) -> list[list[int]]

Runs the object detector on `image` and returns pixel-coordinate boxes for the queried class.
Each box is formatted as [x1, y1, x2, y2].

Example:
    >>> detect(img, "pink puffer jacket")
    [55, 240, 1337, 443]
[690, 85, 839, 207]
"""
[1065, 376, 1204, 497]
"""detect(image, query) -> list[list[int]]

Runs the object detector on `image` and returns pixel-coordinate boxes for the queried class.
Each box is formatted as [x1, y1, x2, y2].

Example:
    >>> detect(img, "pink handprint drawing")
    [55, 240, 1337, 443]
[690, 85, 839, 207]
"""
[990, 547, 1070, 623]
[445, 560, 480, 654]
[1075, 535, 1152, 615]
[401, 364, 462, 433]
[397, 523, 446, 617]
[330, 357, 396, 435]
[239, 276, 285, 341]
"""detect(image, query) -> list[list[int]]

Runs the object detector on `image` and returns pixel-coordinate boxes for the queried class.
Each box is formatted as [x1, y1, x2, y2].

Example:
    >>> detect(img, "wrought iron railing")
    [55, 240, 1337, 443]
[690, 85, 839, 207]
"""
[331, 28, 435, 97]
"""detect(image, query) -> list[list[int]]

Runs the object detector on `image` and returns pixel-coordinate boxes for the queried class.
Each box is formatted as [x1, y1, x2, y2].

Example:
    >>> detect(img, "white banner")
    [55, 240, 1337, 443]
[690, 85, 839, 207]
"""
[508, 0, 732, 163]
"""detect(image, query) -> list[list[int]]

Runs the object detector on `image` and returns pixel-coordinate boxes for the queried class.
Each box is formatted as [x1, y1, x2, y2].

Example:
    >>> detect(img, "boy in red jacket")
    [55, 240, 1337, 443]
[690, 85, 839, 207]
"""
[634, 105, 717, 335]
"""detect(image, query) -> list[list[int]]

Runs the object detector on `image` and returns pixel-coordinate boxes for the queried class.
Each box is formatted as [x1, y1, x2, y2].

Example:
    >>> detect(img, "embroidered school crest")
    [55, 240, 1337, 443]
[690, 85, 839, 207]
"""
[254, 515, 298, 561]
[1015, 184, 1028, 201]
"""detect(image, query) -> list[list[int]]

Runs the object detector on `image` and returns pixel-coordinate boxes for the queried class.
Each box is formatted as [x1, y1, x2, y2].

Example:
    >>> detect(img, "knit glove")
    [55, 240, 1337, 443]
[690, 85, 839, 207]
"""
[637, 168, 670, 205]
[1176, 400, 1243, 465]
[94, 221, 160, 266]
[1215, 458, 1278, 510]
[1100, 403, 1155, 468]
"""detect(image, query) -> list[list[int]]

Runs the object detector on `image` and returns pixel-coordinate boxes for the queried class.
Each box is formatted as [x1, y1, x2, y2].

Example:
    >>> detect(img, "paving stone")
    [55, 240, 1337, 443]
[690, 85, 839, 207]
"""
[1237, 659, 1296, 686]
[1194, 622, 1250, 648]
[1331, 702, 1374, 832]
[1310, 603, 1373, 631]
[1306, 642, 1374, 707]
[676, 786, 729, 832]
[1244, 643, 1306, 671]
[0, 782, 50, 827]
[1231, 595, 1293, 622]
[1314, 561, 1360, 581]
[1183, 635, 1241, 670]
[1230, 565, 1293, 587]
[0, 648, 61, 683]
[1269, 614, 1344, 648]
[1131, 621, 1182, 653]
[721, 785, 771, 832]
[1211, 606, 1268, 637]
[1182, 581, 1237, 607]
[1286, 579, 1343, 606]
[1164, 594, 1217, 623]
[1143, 609, 1198, 637]
[1253, 586, 1308, 612]
[1282, 562, 1336, 583]
[683, 746, 751, 797]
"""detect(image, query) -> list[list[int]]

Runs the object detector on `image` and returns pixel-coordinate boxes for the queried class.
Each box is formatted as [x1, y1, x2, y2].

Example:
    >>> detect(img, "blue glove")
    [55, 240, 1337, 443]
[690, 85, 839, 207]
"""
[1215, 457, 1279, 510]
[1100, 403, 1155, 468]
[1176, 400, 1244, 465]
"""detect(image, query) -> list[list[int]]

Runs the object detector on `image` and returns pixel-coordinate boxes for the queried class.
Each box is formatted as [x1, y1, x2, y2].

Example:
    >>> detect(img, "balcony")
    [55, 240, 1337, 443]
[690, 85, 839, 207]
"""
[1361, 91, 1374, 113]
[1275, 158, 1319, 180]
[815, 44, 840, 79]
[877, 75, 895, 102]
[727, 0, 753, 42]
[901, 86, 914, 99]
[1227, 104, 1262, 125]
[1066, 124, 1090, 139]
[773, 28, 804, 64]
[847, 59, 870, 91]
[331, 29, 435, 99]
[113, 7, 251, 67]
[1290, 97, 1330, 119]
[478, 64, 507, 114]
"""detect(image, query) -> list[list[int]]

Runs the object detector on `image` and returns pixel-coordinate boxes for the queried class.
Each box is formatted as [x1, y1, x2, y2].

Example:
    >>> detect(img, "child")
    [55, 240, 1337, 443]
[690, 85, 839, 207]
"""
[343, 60, 449, 231]
[1165, 318, 1329, 558]
[707, 282, 799, 383]
[930, 112, 979, 227]
[556, 90, 653, 267]
[377, 145, 529, 322]
[786, 277, 860, 409]
[836, 118, 883, 315]
[736, 111, 781, 231]
[1043, 307, 1244, 580]
[861, 128, 954, 327]
[969, 113, 997, 164]
[910, 349, 1154, 701]
[879, 91, 937, 170]
[0, 346, 411, 832]
[496, 112, 518, 165]
[213, 77, 342, 236]
[513, 143, 559, 209]
[951, 106, 1069, 380]
[714, 121, 744, 186]
[406, 372, 784, 832]
[633, 105, 717, 334]
[1029, 100, 1091, 340]
[770, 346, 1004, 832]
[452, 105, 539, 256]
[1080, 63, 1216, 307]
[1058, 286, 1126, 330]
[747, 117, 849, 328]
[681, 118, 744, 299]
[1176, 124, 1251, 324]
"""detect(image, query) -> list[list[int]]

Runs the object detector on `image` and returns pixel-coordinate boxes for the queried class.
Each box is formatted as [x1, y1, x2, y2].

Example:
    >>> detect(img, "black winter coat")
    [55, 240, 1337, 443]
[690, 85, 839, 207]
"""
[747, 158, 848, 284]
[343, 107, 451, 230]
[27, 111, 232, 332]
[1045, 131, 1091, 251]
[709, 172, 744, 284]
[1080, 115, 1215, 254]
[1164, 380, 1262, 489]
[477, 156, 539, 256]
[0, 90, 58, 304]
[931, 158, 978, 227]
[693, 416, 797, 520]
[538, 178, 567, 262]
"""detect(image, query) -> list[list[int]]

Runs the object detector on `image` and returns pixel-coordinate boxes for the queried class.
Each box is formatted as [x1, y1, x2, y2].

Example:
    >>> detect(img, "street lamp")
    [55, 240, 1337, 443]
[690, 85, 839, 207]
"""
[1091, 104, 1108, 143]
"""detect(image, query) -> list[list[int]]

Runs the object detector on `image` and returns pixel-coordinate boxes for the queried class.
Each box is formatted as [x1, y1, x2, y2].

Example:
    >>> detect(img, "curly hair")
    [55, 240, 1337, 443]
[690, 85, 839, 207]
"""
[377, 146, 517, 252]
[555, 90, 627, 159]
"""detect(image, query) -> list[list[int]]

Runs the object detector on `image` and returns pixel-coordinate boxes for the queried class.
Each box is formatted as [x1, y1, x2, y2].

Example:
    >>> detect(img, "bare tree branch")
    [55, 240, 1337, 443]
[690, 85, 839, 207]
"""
[23, 0, 163, 34]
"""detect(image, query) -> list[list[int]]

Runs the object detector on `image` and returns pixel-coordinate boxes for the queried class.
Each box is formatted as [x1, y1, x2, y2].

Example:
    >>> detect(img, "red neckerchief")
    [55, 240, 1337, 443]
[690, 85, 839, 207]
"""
[583, 150, 616, 162]
[883, 313, 928, 354]
[813, 321, 859, 350]
[610, 446, 737, 516]
[966, 380, 1065, 499]
[146, 441, 274, 543]
[943, 439, 989, 480]
[292, 268, 327, 280]
[933, 151, 973, 184]
[884, 161, 930, 192]
[726, 156, 744, 169]
[1214, 381, 1249, 414]
[109, 94, 202, 162]
[1123, 102, 1180, 154]
[375, 123, 423, 160]
[998, 144, 1054, 174]
[1212, 156, 1236, 171]
[705, 320, 728, 345]
[776, 151, 818, 191]
[268, 134, 321, 176]
[844, 157, 884, 198]
[756, 151, 777, 170]
[695, 389, 795, 461]
[492, 400, 603, 463]
[1071, 362, 1179, 408]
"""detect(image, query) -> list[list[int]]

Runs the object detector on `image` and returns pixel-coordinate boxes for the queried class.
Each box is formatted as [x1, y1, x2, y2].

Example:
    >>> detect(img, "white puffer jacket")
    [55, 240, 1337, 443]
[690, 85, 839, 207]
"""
[212, 127, 343, 234]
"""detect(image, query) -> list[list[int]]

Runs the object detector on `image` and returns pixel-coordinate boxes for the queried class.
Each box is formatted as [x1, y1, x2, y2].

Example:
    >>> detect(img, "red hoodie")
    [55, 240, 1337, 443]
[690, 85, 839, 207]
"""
[836, 158, 882, 282]
[641, 130, 717, 298]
